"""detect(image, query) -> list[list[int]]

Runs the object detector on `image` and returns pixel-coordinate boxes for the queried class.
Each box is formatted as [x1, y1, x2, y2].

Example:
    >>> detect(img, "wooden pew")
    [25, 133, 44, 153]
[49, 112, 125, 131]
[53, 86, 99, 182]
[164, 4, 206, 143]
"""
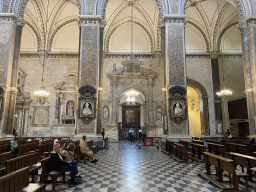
[40, 157, 65, 191]
[0, 144, 11, 154]
[203, 152, 242, 191]
[226, 142, 248, 155]
[0, 140, 11, 145]
[175, 143, 193, 162]
[192, 140, 204, 145]
[206, 140, 221, 144]
[40, 140, 52, 145]
[191, 143, 206, 161]
[179, 140, 189, 149]
[4, 152, 41, 183]
[0, 166, 45, 192]
[38, 142, 53, 158]
[86, 140, 98, 154]
[17, 140, 26, 145]
[18, 143, 38, 157]
[0, 152, 12, 175]
[77, 146, 88, 163]
[207, 143, 227, 157]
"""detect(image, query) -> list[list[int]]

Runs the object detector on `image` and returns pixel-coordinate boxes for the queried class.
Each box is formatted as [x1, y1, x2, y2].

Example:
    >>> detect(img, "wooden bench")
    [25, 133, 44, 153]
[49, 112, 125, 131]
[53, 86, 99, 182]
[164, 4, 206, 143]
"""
[40, 157, 65, 191]
[17, 139, 26, 145]
[175, 143, 193, 162]
[77, 146, 88, 163]
[203, 152, 248, 191]
[208, 143, 227, 157]
[0, 152, 12, 175]
[191, 143, 206, 161]
[192, 140, 204, 145]
[226, 142, 248, 155]
[0, 140, 11, 145]
[0, 166, 45, 192]
[86, 140, 98, 154]
[40, 140, 52, 145]
[4, 152, 41, 183]
[0, 144, 11, 154]
[207, 140, 221, 144]
[38, 142, 53, 158]
[18, 143, 38, 157]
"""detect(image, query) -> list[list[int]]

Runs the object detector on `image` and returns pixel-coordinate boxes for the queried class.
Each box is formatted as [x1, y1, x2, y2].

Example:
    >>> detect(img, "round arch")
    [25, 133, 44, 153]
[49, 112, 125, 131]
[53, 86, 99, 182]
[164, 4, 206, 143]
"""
[179, 0, 255, 20]
[187, 78, 210, 136]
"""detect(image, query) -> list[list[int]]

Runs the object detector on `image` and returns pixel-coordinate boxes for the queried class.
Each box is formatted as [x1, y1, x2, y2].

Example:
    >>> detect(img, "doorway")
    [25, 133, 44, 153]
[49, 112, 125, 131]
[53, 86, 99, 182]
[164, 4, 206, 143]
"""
[121, 107, 140, 140]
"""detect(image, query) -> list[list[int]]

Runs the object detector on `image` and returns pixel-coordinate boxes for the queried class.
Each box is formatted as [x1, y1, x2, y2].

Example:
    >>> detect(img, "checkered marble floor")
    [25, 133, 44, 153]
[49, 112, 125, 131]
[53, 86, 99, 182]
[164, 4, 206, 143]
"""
[49, 142, 253, 192]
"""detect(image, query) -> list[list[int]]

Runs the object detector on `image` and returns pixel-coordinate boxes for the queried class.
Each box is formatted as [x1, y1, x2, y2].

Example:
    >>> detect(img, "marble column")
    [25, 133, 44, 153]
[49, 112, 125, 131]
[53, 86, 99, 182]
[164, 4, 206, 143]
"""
[0, 13, 17, 138]
[240, 19, 256, 136]
[164, 15, 190, 141]
[75, 15, 102, 142]
[111, 78, 117, 126]
[210, 52, 223, 135]
[221, 97, 230, 134]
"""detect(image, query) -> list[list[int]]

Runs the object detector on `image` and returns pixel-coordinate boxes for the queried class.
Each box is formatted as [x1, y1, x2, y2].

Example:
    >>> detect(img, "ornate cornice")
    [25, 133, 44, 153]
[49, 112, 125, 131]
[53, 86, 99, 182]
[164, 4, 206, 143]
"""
[219, 54, 242, 59]
[104, 53, 155, 59]
[164, 15, 186, 24]
[186, 53, 242, 59]
[186, 54, 210, 59]
[0, 13, 17, 23]
[78, 15, 101, 26]
[20, 53, 79, 58]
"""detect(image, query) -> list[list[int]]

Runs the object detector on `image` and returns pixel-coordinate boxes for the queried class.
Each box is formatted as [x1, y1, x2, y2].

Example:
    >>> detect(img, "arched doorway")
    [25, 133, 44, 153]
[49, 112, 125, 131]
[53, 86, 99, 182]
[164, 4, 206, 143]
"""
[118, 88, 146, 140]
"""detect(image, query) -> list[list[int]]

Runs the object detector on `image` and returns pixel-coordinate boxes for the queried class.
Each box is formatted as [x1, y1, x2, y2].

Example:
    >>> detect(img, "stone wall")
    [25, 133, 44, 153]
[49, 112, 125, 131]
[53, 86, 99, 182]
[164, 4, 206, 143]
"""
[18, 56, 78, 137]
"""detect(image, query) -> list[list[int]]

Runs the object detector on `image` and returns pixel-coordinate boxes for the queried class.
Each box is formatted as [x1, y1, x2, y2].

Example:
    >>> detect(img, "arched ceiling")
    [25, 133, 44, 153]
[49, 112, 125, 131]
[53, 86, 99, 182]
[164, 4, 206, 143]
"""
[104, 0, 159, 53]
[185, 0, 241, 53]
[20, 0, 79, 53]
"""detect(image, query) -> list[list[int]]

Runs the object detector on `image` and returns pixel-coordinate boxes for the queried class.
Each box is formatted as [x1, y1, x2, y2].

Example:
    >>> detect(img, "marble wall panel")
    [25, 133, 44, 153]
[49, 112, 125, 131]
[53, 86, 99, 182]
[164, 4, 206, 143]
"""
[77, 118, 95, 133]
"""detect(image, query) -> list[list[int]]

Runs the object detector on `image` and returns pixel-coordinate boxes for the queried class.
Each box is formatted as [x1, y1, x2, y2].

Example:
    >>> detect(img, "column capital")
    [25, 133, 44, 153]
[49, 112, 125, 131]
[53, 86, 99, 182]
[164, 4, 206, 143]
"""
[210, 52, 220, 59]
[78, 15, 101, 27]
[163, 15, 186, 25]
[238, 20, 247, 29]
[246, 16, 256, 26]
[0, 13, 17, 23]
[16, 18, 26, 27]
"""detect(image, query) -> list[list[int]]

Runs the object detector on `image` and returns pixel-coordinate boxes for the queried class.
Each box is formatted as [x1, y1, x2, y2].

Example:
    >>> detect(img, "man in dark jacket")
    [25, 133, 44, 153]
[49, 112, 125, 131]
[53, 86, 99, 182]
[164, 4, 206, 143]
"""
[49, 143, 79, 185]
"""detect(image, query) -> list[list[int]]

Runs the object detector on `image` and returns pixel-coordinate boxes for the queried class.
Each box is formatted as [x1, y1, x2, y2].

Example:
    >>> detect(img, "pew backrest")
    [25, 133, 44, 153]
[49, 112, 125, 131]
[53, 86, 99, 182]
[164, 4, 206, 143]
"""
[0, 152, 12, 166]
[0, 144, 10, 154]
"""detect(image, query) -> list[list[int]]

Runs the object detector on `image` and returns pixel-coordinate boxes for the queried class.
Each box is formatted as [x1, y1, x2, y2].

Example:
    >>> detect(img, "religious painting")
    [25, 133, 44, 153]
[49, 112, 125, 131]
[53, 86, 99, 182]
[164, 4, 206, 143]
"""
[122, 107, 140, 128]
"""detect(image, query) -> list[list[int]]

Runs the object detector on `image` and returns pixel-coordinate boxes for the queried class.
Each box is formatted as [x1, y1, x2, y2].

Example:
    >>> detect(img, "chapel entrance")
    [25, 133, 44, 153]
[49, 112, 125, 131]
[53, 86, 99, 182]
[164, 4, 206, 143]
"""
[121, 106, 140, 140]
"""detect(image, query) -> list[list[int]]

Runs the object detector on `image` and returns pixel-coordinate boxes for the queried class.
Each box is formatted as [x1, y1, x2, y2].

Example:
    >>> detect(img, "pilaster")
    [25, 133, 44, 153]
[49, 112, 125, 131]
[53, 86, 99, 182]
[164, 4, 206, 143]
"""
[240, 18, 256, 135]
[75, 15, 102, 141]
[164, 15, 190, 141]
[0, 13, 17, 137]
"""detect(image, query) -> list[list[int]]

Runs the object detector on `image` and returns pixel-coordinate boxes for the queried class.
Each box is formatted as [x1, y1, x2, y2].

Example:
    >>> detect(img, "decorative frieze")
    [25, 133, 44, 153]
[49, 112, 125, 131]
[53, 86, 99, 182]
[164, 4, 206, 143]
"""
[104, 53, 155, 59]
[185, 53, 242, 59]
[164, 15, 186, 24]
[78, 15, 101, 26]
[0, 13, 17, 23]
[186, 54, 210, 59]
[20, 53, 79, 58]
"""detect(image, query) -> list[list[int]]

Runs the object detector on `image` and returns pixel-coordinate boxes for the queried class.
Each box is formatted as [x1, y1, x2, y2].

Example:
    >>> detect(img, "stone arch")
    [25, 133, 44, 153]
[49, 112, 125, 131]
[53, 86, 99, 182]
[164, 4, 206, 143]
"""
[187, 20, 210, 52]
[105, 20, 154, 53]
[7, 0, 81, 19]
[96, 0, 167, 23]
[179, 0, 255, 21]
[187, 78, 210, 136]
[118, 86, 148, 104]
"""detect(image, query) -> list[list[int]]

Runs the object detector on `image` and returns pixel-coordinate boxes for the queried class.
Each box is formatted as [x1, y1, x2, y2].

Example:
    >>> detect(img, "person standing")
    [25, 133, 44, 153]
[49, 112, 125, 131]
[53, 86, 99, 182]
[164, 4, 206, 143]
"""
[101, 128, 105, 140]
[129, 128, 134, 144]
[79, 136, 98, 163]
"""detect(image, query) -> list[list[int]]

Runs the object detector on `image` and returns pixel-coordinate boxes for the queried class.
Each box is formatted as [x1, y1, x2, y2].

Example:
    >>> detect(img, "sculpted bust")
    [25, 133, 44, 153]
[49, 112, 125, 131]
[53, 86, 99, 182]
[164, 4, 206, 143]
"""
[83, 102, 92, 116]
[174, 103, 184, 116]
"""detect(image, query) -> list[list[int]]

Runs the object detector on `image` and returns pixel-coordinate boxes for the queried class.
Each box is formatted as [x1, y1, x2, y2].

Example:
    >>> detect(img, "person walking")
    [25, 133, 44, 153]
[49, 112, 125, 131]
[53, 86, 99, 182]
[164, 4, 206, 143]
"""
[129, 128, 134, 144]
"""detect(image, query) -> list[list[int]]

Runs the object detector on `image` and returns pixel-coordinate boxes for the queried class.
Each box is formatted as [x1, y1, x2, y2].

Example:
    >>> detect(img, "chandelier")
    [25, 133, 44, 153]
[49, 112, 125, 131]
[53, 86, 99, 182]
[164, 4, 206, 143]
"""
[216, 0, 232, 98]
[125, 0, 139, 103]
[34, 0, 50, 102]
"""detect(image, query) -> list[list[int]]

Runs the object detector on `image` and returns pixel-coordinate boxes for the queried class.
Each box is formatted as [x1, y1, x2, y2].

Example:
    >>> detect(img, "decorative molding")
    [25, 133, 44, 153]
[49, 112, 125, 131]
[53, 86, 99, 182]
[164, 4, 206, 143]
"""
[185, 54, 210, 59]
[20, 52, 79, 58]
[246, 16, 256, 25]
[210, 52, 220, 59]
[219, 54, 243, 59]
[104, 53, 155, 59]
[164, 15, 186, 24]
[78, 15, 101, 26]
[25, 22, 41, 52]
[0, 13, 17, 22]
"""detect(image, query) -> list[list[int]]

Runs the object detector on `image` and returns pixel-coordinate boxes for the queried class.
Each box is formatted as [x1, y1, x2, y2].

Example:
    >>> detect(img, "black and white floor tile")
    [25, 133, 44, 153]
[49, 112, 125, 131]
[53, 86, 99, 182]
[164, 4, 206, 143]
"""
[45, 142, 254, 192]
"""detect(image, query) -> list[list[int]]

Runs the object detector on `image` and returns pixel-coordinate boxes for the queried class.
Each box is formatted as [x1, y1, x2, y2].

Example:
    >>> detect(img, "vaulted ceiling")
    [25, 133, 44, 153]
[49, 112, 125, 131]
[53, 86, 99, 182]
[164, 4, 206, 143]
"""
[20, 0, 242, 54]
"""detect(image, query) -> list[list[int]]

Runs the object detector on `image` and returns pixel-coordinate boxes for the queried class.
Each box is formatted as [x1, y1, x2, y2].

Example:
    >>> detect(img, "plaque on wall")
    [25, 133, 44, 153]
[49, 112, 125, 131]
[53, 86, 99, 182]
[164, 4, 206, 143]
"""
[33, 106, 49, 127]
[169, 86, 187, 124]
[78, 85, 97, 124]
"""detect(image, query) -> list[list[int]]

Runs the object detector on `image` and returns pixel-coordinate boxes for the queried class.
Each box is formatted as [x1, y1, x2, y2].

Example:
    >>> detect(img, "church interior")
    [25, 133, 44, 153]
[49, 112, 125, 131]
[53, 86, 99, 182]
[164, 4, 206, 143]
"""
[1, 0, 256, 191]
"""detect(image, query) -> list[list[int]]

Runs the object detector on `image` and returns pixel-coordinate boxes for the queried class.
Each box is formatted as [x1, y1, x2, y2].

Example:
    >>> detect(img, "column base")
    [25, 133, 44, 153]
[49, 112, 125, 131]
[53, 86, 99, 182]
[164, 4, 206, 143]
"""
[167, 134, 191, 142]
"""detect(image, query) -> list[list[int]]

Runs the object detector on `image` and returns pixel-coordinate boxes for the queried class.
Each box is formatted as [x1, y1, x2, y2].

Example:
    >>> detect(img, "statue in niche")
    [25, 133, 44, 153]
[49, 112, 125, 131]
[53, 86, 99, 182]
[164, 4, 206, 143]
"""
[83, 102, 92, 116]
[67, 102, 74, 117]
[103, 106, 109, 120]
[156, 106, 162, 120]
[174, 102, 184, 117]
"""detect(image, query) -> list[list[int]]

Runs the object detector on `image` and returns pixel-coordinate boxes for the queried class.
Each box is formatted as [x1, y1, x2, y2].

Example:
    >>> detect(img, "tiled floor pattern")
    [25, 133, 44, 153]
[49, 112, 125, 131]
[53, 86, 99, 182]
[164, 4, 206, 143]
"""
[46, 142, 254, 192]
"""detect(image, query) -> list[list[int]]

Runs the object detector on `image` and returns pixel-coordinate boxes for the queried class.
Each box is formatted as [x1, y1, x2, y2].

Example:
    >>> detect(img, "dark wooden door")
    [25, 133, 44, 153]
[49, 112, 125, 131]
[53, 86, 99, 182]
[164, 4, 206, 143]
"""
[238, 122, 249, 139]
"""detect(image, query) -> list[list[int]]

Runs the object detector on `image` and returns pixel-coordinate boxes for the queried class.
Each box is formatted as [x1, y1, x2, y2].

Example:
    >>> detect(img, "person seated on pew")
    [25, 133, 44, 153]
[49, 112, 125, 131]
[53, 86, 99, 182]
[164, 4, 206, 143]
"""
[250, 136, 256, 144]
[79, 135, 98, 163]
[49, 143, 79, 186]
[61, 143, 82, 179]
[10, 138, 19, 157]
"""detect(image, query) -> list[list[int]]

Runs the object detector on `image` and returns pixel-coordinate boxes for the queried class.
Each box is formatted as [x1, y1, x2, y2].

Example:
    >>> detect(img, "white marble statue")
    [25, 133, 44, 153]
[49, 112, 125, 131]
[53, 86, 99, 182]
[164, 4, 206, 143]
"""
[174, 103, 184, 116]
[67, 102, 74, 117]
[103, 106, 109, 120]
[83, 102, 92, 116]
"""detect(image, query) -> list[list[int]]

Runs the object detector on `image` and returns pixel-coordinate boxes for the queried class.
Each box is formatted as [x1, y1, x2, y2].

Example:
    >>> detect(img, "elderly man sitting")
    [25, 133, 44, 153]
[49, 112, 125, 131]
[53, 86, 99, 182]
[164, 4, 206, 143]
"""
[79, 135, 98, 163]
[49, 143, 79, 186]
